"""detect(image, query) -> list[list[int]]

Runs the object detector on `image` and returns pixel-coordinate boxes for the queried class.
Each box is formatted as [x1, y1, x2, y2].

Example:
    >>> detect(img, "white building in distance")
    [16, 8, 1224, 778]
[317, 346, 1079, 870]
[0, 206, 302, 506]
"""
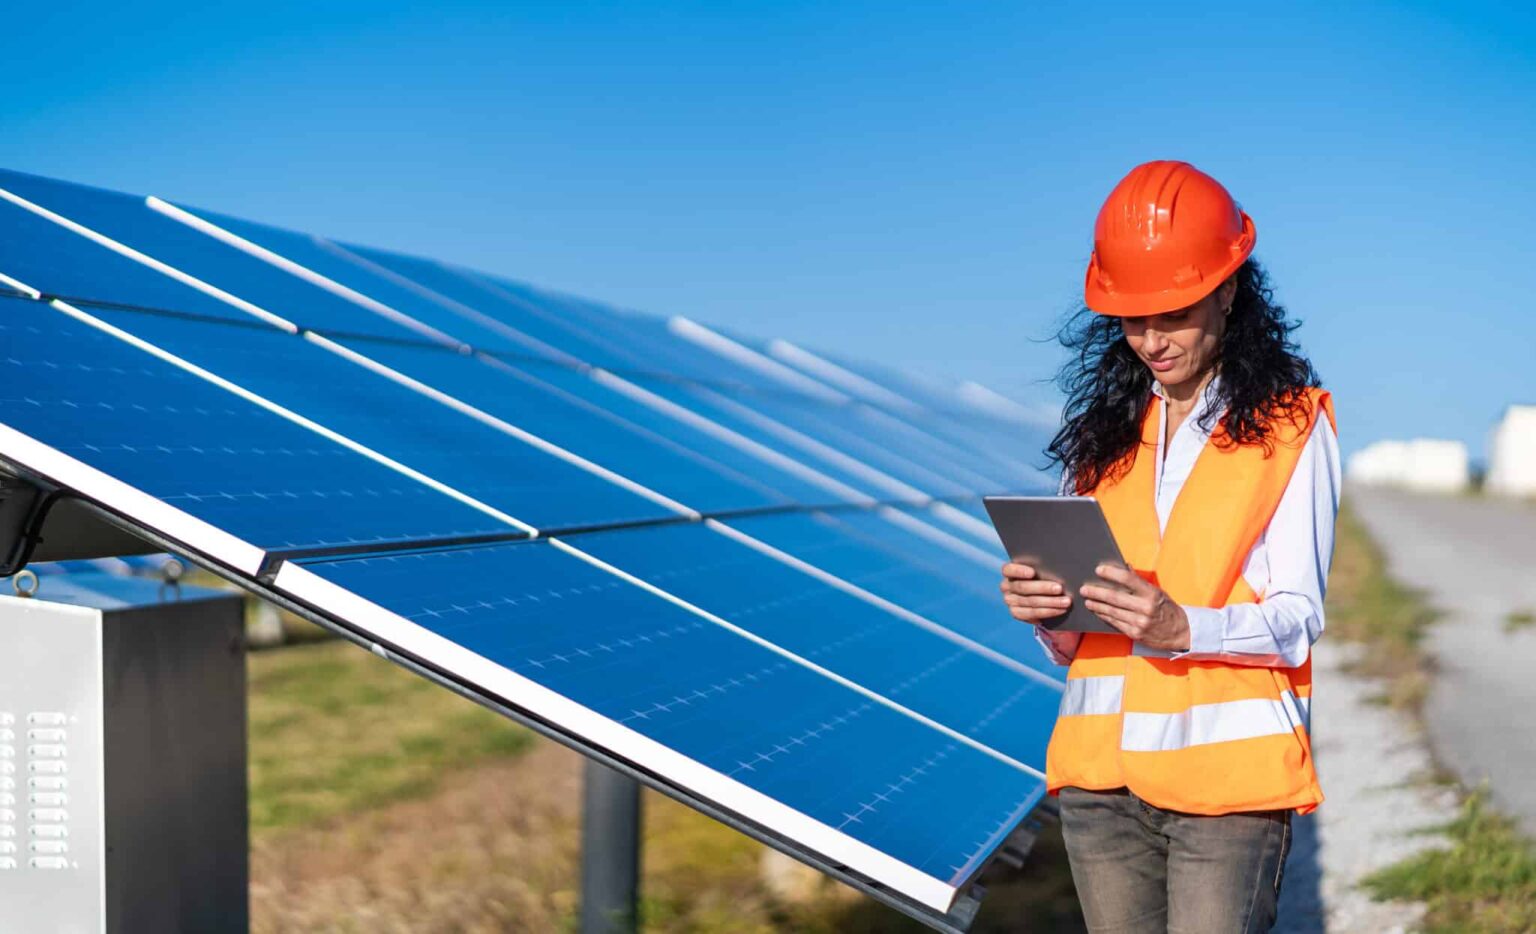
[1486, 405, 1536, 497]
[1347, 438, 1471, 493]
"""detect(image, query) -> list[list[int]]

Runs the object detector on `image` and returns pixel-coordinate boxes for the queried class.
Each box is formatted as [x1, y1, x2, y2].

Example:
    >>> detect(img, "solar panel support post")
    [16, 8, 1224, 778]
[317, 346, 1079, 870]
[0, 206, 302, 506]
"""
[580, 758, 643, 934]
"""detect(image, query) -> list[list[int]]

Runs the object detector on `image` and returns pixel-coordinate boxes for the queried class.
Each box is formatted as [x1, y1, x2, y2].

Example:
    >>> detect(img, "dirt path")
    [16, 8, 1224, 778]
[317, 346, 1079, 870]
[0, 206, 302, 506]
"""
[1349, 488, 1536, 834]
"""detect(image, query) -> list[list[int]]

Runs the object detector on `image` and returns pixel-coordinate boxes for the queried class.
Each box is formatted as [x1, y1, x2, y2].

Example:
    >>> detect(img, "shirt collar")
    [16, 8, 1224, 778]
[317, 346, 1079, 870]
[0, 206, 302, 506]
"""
[1150, 373, 1222, 405]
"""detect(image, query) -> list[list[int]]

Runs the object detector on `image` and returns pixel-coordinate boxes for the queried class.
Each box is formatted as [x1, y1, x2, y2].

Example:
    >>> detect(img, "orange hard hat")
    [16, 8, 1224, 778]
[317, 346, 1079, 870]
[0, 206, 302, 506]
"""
[1083, 160, 1256, 317]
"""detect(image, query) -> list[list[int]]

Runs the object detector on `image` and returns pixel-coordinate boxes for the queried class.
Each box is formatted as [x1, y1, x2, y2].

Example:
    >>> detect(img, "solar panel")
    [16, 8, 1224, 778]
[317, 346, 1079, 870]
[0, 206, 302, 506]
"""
[274, 540, 1045, 910]
[321, 335, 810, 516]
[0, 188, 260, 324]
[155, 202, 583, 364]
[560, 521, 1059, 765]
[0, 295, 517, 571]
[730, 332, 1059, 493]
[338, 245, 650, 374]
[78, 306, 681, 531]
[0, 170, 1067, 930]
[0, 170, 450, 343]
[717, 510, 1054, 671]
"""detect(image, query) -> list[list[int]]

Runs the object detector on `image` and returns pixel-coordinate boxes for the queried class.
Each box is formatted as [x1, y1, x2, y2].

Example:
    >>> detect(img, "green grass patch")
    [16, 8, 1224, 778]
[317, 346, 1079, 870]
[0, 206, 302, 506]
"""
[1365, 792, 1536, 933]
[1326, 506, 1438, 710]
[1334, 503, 1536, 931]
[1504, 609, 1536, 634]
[248, 639, 533, 833]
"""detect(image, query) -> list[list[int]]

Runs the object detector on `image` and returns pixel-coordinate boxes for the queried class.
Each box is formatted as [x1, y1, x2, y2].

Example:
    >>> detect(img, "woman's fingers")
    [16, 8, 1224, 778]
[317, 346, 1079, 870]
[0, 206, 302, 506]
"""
[1080, 582, 1152, 614]
[1083, 598, 1146, 636]
[1009, 604, 1069, 622]
[999, 562, 1071, 624]
[1003, 592, 1072, 609]
[1093, 563, 1145, 591]
[1000, 578, 1066, 597]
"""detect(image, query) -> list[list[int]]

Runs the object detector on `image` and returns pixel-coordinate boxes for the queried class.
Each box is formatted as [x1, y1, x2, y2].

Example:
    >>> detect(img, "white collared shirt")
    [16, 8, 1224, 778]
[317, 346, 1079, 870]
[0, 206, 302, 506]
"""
[1036, 377, 1341, 668]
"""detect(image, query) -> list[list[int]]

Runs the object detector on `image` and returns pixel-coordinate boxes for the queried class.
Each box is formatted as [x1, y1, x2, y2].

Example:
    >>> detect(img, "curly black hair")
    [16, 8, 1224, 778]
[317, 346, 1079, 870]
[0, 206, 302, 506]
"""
[1046, 257, 1320, 494]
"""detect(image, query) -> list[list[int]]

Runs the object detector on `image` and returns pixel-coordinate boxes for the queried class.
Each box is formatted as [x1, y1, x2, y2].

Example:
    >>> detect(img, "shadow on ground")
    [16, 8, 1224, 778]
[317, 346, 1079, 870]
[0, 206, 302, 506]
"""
[1275, 812, 1324, 933]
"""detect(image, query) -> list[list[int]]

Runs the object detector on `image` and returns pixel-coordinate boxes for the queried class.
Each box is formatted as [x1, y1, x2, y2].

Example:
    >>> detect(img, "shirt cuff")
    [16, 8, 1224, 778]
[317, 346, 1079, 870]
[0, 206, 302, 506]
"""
[1035, 628, 1084, 666]
[1179, 606, 1227, 657]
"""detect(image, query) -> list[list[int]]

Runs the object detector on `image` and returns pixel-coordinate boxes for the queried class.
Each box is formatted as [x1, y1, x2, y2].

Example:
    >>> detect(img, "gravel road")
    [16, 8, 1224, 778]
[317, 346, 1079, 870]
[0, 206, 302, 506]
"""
[1349, 487, 1536, 833]
[1274, 638, 1455, 933]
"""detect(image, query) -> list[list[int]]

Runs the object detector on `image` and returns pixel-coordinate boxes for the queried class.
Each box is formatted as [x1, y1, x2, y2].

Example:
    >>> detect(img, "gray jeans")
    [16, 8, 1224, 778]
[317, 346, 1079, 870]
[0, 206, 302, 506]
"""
[1058, 786, 1292, 933]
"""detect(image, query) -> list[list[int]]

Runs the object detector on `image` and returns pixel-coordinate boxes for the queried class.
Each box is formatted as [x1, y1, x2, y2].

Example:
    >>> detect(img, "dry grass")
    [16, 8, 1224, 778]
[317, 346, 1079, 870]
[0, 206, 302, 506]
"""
[248, 639, 532, 833]
[247, 638, 1083, 932]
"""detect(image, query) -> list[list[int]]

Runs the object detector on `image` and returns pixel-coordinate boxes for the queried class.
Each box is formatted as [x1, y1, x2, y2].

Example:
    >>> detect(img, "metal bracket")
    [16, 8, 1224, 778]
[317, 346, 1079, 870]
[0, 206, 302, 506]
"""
[0, 465, 157, 575]
[0, 473, 58, 577]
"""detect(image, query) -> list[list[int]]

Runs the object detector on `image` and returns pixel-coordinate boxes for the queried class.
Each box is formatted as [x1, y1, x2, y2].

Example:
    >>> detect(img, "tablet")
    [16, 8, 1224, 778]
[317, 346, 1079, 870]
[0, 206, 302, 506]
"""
[983, 495, 1129, 634]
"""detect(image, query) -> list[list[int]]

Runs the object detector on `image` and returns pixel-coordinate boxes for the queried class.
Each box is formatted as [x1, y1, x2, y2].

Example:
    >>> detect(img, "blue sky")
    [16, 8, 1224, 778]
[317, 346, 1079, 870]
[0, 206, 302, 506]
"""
[4, 1, 1533, 458]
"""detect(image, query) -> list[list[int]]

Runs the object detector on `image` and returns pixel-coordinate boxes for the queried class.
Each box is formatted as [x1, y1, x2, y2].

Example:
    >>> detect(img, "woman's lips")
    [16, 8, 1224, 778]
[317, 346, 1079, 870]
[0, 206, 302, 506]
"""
[1145, 357, 1178, 373]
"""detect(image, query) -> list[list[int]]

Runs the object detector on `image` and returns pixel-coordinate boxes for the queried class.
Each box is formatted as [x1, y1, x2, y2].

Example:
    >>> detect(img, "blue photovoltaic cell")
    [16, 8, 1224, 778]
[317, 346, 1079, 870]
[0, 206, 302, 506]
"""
[331, 336, 802, 516]
[0, 295, 511, 551]
[565, 522, 1058, 765]
[620, 375, 938, 499]
[832, 509, 1012, 595]
[898, 501, 1010, 552]
[170, 205, 581, 363]
[338, 245, 647, 373]
[320, 253, 1000, 501]
[524, 291, 783, 389]
[0, 188, 255, 323]
[295, 540, 1045, 886]
[895, 502, 1009, 555]
[83, 307, 675, 531]
[0, 170, 441, 342]
[460, 286, 1026, 495]
[720, 510, 1058, 673]
[499, 304, 1031, 495]
[952, 496, 1003, 528]
[742, 391, 998, 495]
[819, 351, 1059, 480]
[495, 356, 859, 508]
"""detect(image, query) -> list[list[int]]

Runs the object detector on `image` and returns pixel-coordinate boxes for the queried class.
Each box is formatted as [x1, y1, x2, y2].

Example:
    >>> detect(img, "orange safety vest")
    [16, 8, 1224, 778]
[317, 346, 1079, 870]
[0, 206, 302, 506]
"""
[1045, 387, 1335, 815]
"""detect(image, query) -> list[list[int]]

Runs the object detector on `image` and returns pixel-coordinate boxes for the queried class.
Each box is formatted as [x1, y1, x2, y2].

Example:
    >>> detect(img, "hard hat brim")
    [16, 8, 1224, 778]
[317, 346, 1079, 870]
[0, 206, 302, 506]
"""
[1084, 212, 1256, 318]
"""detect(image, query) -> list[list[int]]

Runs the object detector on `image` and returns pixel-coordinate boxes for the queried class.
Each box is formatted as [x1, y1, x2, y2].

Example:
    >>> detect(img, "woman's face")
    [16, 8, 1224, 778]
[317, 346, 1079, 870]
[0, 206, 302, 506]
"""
[1119, 278, 1236, 394]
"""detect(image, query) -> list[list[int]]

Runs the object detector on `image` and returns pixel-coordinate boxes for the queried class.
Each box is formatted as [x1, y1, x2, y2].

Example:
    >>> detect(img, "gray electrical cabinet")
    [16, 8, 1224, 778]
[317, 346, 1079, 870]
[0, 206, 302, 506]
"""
[0, 573, 247, 933]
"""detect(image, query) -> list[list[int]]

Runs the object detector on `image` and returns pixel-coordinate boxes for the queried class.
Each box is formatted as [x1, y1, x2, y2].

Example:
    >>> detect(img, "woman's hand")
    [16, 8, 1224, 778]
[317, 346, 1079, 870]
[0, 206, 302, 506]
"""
[999, 562, 1072, 625]
[1079, 563, 1191, 651]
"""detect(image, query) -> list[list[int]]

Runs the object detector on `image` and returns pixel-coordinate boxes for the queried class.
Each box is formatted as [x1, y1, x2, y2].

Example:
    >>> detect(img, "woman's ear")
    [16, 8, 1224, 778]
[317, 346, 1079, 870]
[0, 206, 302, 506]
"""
[1218, 275, 1239, 314]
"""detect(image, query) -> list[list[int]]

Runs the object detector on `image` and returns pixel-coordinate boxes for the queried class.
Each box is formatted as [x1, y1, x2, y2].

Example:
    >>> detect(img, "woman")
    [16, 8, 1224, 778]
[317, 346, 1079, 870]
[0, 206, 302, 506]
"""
[999, 160, 1340, 933]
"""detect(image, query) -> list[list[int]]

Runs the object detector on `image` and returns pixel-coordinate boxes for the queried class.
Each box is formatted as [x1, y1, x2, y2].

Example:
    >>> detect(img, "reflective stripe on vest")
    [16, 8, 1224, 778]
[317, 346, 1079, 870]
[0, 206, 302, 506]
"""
[1059, 675, 1124, 717]
[1044, 387, 1334, 816]
[1120, 691, 1310, 752]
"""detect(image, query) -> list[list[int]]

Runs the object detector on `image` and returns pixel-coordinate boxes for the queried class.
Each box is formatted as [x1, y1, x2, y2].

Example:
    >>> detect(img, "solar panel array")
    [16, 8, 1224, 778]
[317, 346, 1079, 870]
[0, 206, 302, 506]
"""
[0, 168, 1058, 927]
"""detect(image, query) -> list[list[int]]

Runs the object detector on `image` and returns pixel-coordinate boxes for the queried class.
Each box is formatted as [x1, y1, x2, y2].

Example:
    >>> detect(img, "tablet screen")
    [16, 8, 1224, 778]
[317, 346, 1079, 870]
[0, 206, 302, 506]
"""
[983, 496, 1129, 635]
